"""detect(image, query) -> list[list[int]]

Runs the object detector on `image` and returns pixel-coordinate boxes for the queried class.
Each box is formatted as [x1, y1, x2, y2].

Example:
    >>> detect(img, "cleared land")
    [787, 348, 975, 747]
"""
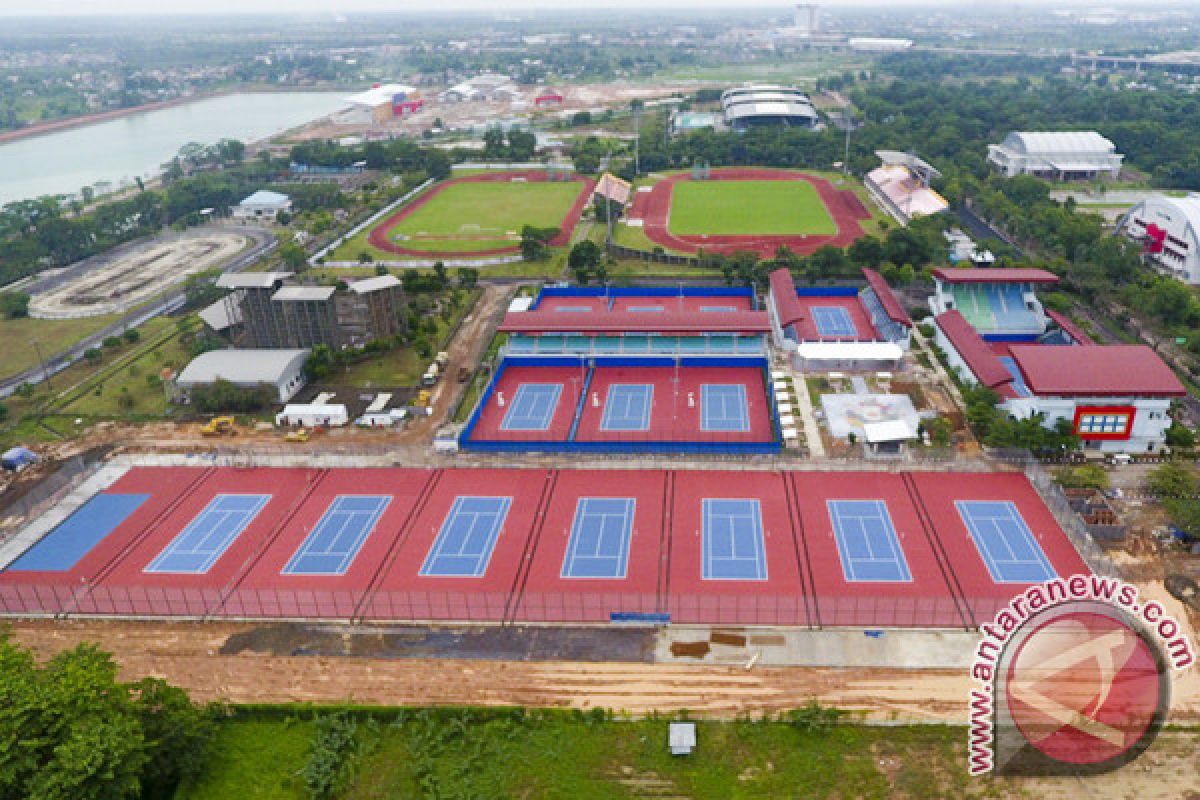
[667, 180, 836, 237]
[380, 181, 583, 254]
[28, 230, 253, 319]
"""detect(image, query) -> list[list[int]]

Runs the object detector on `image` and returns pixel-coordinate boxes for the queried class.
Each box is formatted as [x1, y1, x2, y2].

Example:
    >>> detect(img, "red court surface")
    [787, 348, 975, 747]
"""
[788, 472, 965, 627]
[466, 366, 586, 443]
[790, 295, 881, 342]
[629, 168, 871, 258]
[365, 171, 594, 258]
[512, 470, 666, 622]
[80, 467, 324, 616]
[667, 471, 810, 626]
[360, 469, 550, 622]
[219, 468, 435, 619]
[608, 295, 755, 313]
[0, 466, 1095, 629]
[906, 471, 1090, 624]
[572, 366, 776, 444]
[0, 467, 209, 614]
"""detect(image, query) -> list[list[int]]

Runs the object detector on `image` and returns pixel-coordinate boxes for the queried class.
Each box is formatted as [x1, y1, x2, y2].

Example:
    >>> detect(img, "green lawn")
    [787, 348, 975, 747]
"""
[0, 314, 122, 382]
[668, 180, 837, 237]
[379, 181, 584, 254]
[175, 710, 991, 800]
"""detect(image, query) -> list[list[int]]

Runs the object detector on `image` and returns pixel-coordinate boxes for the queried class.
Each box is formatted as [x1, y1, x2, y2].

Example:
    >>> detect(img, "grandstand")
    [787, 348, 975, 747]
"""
[865, 151, 948, 225]
[461, 286, 780, 453]
[927, 268, 1058, 336]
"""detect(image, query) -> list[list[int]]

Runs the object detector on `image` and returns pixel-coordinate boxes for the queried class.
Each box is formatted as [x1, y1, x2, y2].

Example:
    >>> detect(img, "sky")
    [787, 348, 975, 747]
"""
[0, 0, 1034, 15]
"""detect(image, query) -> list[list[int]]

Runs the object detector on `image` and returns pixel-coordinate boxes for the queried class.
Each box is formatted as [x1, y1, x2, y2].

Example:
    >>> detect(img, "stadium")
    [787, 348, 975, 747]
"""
[626, 168, 871, 258]
[720, 85, 820, 132]
[364, 169, 593, 258]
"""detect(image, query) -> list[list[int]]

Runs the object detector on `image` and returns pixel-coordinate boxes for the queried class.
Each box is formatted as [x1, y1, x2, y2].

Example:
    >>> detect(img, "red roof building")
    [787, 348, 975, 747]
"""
[499, 309, 769, 336]
[934, 311, 1015, 391]
[931, 267, 1060, 285]
[1008, 345, 1185, 398]
[862, 268, 912, 327]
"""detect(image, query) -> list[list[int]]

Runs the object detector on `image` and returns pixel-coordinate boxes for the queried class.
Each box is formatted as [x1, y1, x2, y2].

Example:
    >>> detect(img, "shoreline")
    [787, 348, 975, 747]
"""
[0, 85, 351, 146]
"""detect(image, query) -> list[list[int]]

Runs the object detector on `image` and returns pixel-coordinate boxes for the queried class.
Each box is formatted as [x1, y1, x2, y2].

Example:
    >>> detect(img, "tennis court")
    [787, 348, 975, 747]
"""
[500, 383, 563, 431]
[282, 495, 391, 576]
[144, 494, 270, 574]
[702, 498, 767, 580]
[955, 500, 1056, 583]
[627, 305, 665, 312]
[420, 496, 512, 577]
[560, 497, 636, 579]
[811, 305, 858, 338]
[6, 493, 149, 572]
[700, 384, 750, 432]
[600, 384, 654, 431]
[827, 499, 912, 582]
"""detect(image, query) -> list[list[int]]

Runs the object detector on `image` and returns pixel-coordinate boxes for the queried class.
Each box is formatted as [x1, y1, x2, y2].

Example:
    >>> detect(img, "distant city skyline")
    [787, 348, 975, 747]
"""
[0, 0, 1175, 16]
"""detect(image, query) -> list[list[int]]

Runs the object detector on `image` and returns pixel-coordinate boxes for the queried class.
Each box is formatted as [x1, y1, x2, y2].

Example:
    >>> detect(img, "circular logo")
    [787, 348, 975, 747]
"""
[1002, 606, 1168, 771]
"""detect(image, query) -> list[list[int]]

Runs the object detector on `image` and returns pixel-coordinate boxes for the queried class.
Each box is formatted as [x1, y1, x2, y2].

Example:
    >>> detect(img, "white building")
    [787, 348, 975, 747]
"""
[334, 83, 420, 125]
[721, 85, 819, 132]
[987, 131, 1123, 180]
[934, 311, 1183, 453]
[175, 349, 310, 404]
[1119, 193, 1200, 284]
[232, 190, 292, 222]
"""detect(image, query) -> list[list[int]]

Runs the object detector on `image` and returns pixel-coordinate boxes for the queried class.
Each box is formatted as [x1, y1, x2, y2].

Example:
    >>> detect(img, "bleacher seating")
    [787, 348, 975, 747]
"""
[949, 284, 1043, 333]
[861, 289, 907, 343]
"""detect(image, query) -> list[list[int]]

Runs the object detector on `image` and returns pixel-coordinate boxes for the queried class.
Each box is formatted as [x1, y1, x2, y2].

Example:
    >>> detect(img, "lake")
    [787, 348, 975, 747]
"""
[0, 91, 348, 206]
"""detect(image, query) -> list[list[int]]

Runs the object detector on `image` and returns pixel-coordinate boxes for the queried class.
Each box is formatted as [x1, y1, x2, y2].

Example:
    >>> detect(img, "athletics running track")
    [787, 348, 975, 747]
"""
[0, 467, 1089, 629]
[366, 171, 596, 258]
[629, 168, 871, 259]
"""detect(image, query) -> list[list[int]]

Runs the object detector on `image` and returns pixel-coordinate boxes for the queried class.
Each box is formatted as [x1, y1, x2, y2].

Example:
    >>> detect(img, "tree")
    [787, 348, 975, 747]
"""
[122, 328, 140, 344]
[1166, 423, 1196, 450]
[0, 637, 215, 800]
[0, 292, 29, 319]
[457, 267, 479, 289]
[278, 242, 307, 270]
[1147, 463, 1197, 498]
[83, 348, 102, 365]
[304, 344, 336, 381]
[567, 240, 603, 283]
[0, 401, 7, 423]
[519, 226, 558, 261]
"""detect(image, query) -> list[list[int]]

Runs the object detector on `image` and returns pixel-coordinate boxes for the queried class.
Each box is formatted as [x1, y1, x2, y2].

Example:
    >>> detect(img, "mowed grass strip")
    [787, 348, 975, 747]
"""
[382, 180, 584, 253]
[668, 179, 837, 236]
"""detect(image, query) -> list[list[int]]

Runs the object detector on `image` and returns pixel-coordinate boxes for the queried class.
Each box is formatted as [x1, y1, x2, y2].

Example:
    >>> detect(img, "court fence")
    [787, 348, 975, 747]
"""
[0, 583, 1011, 629]
[0, 454, 104, 542]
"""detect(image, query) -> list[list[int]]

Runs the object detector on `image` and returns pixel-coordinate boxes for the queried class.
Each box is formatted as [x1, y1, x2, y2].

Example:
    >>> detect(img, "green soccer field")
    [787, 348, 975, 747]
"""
[667, 180, 837, 236]
[381, 180, 583, 253]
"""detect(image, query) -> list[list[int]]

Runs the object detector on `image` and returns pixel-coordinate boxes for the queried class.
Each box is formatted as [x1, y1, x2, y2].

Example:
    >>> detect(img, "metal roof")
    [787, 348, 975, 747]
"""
[216, 271, 293, 290]
[347, 274, 402, 294]
[499, 309, 770, 335]
[177, 349, 309, 387]
[862, 268, 913, 327]
[769, 268, 805, 329]
[1002, 131, 1116, 155]
[198, 298, 242, 332]
[935, 311, 1014, 389]
[272, 286, 335, 302]
[931, 267, 1060, 285]
[238, 190, 291, 208]
[1009, 345, 1185, 397]
[725, 102, 818, 121]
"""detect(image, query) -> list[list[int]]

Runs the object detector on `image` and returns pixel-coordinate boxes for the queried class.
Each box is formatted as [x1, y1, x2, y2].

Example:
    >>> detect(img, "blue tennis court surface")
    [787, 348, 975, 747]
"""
[282, 496, 391, 576]
[420, 496, 511, 577]
[812, 305, 857, 337]
[628, 305, 664, 312]
[6, 493, 149, 572]
[956, 500, 1056, 583]
[700, 305, 738, 312]
[601, 384, 653, 431]
[702, 498, 767, 580]
[145, 494, 270, 574]
[561, 498, 635, 578]
[553, 305, 593, 312]
[501, 383, 562, 431]
[701, 384, 749, 432]
[827, 500, 911, 582]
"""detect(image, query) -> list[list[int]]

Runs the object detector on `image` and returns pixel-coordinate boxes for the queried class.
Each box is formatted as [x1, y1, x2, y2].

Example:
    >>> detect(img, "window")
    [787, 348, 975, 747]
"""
[1076, 412, 1130, 435]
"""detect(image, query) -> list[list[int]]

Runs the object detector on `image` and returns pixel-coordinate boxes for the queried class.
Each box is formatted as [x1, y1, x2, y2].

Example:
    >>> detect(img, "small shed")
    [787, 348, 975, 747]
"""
[668, 722, 696, 756]
[863, 419, 916, 457]
[275, 403, 349, 428]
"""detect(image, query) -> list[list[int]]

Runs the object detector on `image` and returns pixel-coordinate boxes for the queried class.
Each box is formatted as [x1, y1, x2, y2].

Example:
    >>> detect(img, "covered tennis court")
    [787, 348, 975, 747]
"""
[827, 499, 912, 582]
[560, 497, 636, 579]
[282, 495, 391, 576]
[702, 498, 767, 580]
[420, 496, 512, 578]
[144, 494, 270, 574]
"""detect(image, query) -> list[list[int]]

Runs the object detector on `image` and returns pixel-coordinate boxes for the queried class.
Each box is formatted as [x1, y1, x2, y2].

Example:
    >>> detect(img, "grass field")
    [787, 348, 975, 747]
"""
[668, 180, 837, 237]
[0, 314, 122, 382]
[380, 181, 583, 254]
[174, 709, 992, 800]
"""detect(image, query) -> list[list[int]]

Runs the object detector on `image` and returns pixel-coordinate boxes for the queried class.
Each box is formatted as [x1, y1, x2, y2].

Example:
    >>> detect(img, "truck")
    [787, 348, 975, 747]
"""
[421, 363, 440, 386]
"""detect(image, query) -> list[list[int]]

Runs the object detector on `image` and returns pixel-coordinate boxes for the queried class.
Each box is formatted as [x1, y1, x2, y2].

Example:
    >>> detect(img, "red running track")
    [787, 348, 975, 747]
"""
[629, 168, 871, 258]
[365, 171, 596, 258]
[0, 466, 1092, 628]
